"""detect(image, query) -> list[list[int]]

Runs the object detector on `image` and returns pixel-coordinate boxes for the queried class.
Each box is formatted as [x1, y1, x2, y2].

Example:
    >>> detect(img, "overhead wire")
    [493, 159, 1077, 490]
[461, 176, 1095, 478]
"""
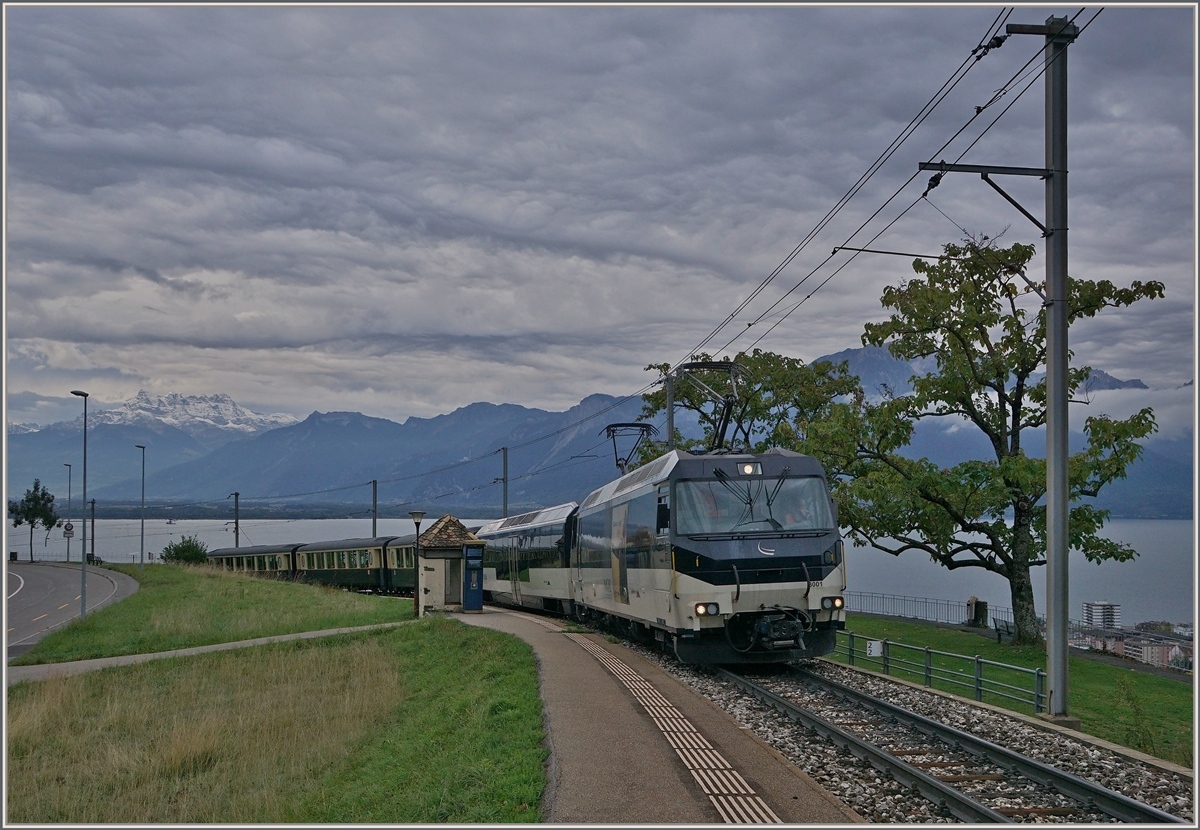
[125, 11, 1103, 517]
[675, 8, 1014, 370]
[711, 9, 1100, 359]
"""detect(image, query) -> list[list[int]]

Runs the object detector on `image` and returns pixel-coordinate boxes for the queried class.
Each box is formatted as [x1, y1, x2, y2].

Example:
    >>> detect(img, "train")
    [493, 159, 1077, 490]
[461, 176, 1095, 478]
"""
[207, 536, 419, 594]
[476, 447, 847, 664]
[205, 446, 847, 665]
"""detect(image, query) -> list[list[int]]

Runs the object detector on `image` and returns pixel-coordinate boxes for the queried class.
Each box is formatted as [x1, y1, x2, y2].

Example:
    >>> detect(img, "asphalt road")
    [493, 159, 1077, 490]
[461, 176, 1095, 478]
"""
[5, 561, 140, 660]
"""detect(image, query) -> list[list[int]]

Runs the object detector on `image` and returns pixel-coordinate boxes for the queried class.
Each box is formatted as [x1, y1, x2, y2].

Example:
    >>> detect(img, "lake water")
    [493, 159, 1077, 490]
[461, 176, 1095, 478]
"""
[8, 516, 1194, 627]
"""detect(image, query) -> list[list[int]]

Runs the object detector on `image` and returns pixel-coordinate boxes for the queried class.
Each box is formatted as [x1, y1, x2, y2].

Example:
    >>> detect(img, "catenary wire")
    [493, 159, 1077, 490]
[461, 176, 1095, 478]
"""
[714, 9, 1098, 359]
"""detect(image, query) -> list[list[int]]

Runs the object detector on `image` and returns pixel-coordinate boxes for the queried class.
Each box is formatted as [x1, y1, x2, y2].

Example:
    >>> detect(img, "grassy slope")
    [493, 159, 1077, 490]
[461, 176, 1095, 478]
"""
[836, 614, 1193, 768]
[8, 620, 545, 823]
[10, 563, 411, 665]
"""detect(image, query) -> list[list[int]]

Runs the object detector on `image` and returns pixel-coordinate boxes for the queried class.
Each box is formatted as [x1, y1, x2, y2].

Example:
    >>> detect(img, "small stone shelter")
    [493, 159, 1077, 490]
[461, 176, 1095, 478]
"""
[416, 514, 485, 616]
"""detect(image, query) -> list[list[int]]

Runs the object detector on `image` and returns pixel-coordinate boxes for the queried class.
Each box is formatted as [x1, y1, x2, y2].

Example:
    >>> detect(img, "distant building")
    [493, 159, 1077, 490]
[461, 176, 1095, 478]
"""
[1124, 637, 1174, 668]
[1083, 601, 1122, 629]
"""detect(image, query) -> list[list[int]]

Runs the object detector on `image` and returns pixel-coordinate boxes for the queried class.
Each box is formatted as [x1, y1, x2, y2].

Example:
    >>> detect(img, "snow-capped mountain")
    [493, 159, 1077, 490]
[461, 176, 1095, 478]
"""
[91, 391, 299, 439]
[12, 391, 299, 447]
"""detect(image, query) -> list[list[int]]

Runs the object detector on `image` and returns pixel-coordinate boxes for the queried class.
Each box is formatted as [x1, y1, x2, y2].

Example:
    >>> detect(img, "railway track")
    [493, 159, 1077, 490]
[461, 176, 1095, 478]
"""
[717, 664, 1188, 824]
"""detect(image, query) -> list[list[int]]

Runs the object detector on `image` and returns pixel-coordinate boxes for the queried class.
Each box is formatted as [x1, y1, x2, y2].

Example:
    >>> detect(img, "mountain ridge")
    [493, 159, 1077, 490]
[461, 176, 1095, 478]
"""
[6, 350, 1190, 519]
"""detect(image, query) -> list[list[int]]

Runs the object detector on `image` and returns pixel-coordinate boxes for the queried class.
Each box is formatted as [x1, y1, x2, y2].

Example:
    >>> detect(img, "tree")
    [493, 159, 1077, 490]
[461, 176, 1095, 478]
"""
[8, 479, 61, 562]
[160, 534, 208, 565]
[823, 238, 1163, 644]
[638, 349, 862, 463]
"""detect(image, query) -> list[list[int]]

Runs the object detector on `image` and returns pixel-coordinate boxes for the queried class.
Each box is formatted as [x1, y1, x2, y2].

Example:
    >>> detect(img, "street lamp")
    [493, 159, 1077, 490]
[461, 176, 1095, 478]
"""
[409, 510, 425, 620]
[136, 445, 146, 570]
[71, 390, 88, 620]
[63, 463, 71, 563]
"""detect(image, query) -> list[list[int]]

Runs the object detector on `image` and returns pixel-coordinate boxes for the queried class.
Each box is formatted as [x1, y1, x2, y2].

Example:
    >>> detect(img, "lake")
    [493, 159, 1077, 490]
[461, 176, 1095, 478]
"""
[10, 516, 1194, 627]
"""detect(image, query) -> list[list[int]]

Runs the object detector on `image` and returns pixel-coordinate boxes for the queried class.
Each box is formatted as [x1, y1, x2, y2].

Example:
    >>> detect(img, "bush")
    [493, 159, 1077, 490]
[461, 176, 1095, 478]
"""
[160, 534, 208, 564]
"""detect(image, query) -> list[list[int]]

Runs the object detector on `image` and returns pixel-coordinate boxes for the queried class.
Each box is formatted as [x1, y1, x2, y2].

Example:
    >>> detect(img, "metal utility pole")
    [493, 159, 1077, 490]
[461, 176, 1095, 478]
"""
[71, 390, 88, 618]
[372, 480, 378, 537]
[136, 444, 146, 570]
[917, 16, 1077, 724]
[493, 448, 509, 518]
[1028, 14, 1076, 724]
[665, 374, 675, 451]
[63, 463, 72, 563]
[89, 499, 96, 564]
[228, 491, 240, 547]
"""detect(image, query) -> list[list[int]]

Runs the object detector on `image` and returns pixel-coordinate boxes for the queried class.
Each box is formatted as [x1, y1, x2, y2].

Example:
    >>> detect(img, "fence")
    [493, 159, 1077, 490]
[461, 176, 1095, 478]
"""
[834, 630, 1047, 713]
[845, 591, 1014, 627]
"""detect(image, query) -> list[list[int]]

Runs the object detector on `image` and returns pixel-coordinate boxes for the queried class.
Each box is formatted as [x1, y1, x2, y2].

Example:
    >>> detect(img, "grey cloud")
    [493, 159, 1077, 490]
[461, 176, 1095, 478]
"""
[4, 4, 1193, 426]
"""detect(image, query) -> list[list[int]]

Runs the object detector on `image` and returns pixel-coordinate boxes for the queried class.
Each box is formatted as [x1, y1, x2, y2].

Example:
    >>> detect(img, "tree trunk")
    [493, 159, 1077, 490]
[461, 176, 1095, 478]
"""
[1007, 504, 1042, 644]
[28, 525, 35, 563]
[1007, 561, 1042, 645]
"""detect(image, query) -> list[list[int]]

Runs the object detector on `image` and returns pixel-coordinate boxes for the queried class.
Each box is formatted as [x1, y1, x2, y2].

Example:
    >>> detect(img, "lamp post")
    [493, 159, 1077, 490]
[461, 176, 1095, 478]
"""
[70, 390, 88, 620]
[136, 444, 146, 570]
[409, 510, 425, 620]
[63, 463, 72, 563]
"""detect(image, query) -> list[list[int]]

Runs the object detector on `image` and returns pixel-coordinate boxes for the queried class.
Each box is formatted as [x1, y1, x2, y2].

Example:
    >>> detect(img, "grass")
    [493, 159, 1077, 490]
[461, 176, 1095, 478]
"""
[7, 619, 546, 823]
[834, 614, 1194, 768]
[10, 563, 412, 665]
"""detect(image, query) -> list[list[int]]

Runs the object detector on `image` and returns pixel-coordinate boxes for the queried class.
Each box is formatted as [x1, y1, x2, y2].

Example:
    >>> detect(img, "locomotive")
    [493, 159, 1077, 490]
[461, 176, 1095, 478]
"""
[477, 447, 846, 664]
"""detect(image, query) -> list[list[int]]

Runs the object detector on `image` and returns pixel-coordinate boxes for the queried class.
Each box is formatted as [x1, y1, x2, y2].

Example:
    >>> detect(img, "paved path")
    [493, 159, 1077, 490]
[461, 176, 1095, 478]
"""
[458, 607, 862, 824]
[6, 602, 862, 824]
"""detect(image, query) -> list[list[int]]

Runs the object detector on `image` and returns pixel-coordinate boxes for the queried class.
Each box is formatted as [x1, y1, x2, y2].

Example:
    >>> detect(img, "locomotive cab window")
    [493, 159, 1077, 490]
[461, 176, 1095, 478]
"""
[675, 475, 834, 535]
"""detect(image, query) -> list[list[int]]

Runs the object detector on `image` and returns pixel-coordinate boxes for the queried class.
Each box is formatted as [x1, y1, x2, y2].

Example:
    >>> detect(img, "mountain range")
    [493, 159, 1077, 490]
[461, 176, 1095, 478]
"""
[6, 348, 1191, 519]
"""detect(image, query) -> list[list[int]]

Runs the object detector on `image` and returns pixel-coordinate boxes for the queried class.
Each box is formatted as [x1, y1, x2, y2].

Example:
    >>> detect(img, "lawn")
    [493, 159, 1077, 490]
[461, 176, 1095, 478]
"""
[7, 619, 546, 823]
[10, 563, 412, 665]
[834, 614, 1193, 768]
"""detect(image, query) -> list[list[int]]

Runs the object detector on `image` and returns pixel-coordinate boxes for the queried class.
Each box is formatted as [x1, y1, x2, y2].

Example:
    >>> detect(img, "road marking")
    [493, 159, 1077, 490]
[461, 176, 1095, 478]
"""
[57, 603, 69, 610]
[32, 614, 48, 622]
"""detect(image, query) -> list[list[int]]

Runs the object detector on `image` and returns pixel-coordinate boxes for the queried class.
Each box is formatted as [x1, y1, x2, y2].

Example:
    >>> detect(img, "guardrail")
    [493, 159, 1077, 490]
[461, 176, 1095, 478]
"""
[833, 630, 1047, 714]
[845, 591, 1015, 626]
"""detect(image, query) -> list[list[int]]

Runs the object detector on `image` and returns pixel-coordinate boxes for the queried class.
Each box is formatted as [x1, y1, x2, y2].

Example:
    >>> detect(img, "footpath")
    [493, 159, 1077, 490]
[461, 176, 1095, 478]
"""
[6, 604, 862, 824]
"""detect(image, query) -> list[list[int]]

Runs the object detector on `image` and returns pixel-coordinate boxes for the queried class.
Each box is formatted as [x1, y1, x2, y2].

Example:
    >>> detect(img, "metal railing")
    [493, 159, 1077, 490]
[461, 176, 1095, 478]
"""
[833, 630, 1047, 713]
[845, 590, 1014, 626]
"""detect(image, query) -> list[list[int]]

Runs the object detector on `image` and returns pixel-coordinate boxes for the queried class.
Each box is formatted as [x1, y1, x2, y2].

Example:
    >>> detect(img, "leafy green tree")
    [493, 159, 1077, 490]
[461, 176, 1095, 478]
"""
[638, 349, 862, 464]
[822, 238, 1163, 644]
[8, 479, 61, 562]
[160, 534, 208, 565]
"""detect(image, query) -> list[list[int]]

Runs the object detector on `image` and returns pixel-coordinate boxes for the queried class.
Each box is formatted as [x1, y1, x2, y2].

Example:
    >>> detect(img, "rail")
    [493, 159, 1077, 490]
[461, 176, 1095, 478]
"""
[832, 630, 1046, 713]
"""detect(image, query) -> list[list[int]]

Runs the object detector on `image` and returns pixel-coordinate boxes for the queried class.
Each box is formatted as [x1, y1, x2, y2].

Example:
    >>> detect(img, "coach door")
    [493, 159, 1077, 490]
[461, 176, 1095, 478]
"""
[509, 538, 523, 604]
[611, 502, 629, 604]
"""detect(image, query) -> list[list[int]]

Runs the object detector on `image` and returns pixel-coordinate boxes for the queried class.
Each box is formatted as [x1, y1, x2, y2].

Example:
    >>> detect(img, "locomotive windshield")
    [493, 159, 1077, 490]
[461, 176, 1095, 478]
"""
[674, 475, 834, 536]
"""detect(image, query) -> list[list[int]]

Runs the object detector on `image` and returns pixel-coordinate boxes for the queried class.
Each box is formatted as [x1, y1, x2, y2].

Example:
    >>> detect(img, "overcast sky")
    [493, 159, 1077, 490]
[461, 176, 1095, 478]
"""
[4, 4, 1195, 437]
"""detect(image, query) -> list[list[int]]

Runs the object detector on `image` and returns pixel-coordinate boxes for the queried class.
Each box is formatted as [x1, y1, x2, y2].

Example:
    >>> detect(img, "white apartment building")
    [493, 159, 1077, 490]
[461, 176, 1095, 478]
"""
[1082, 601, 1122, 629]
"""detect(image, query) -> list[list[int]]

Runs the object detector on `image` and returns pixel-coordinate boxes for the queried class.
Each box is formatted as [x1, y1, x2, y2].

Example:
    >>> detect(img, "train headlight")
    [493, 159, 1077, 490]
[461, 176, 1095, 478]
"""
[821, 596, 845, 610]
[737, 462, 762, 476]
[695, 602, 720, 616]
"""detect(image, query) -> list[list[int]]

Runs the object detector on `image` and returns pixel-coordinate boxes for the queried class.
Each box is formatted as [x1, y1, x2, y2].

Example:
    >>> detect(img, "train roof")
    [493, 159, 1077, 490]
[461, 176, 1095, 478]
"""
[475, 502, 578, 537]
[208, 542, 303, 558]
[297, 536, 410, 552]
[579, 451, 680, 509]
[578, 447, 826, 510]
